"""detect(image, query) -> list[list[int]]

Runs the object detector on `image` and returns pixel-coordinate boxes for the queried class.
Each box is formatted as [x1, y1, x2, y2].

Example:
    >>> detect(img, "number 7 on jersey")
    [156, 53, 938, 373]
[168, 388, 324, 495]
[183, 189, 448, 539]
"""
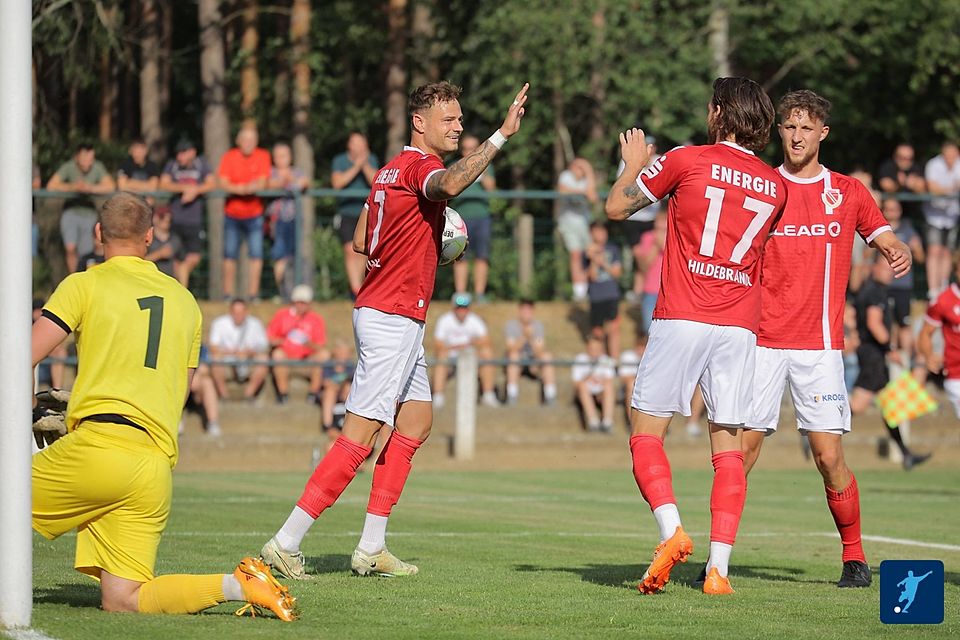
[700, 186, 776, 264]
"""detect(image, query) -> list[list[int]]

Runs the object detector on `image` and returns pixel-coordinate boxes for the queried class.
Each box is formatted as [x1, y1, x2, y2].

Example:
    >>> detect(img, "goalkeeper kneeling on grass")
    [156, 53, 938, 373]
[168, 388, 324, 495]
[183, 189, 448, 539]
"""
[30, 192, 296, 621]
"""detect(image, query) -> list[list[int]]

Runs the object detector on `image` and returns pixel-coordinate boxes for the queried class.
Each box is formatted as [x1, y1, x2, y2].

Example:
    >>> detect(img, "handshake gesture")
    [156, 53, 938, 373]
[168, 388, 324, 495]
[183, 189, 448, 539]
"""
[33, 388, 70, 449]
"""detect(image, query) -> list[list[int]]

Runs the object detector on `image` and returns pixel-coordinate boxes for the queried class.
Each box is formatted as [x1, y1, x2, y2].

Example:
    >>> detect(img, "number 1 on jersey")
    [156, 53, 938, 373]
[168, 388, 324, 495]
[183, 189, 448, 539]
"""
[368, 190, 386, 255]
[137, 296, 164, 369]
[700, 186, 776, 264]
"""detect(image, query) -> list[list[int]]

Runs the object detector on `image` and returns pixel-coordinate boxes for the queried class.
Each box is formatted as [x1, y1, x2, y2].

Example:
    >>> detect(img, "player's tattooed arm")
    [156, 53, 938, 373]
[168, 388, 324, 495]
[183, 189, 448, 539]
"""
[605, 182, 654, 221]
[425, 141, 499, 201]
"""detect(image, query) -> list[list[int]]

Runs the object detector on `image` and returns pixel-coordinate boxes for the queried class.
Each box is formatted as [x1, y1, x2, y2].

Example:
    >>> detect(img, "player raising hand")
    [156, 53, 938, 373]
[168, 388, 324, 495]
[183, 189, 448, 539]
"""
[260, 81, 528, 580]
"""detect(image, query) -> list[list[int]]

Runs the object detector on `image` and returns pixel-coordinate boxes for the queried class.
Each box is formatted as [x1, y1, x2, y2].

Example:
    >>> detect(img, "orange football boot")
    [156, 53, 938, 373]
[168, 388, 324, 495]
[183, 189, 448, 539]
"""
[637, 526, 694, 594]
[702, 567, 735, 595]
[233, 556, 298, 621]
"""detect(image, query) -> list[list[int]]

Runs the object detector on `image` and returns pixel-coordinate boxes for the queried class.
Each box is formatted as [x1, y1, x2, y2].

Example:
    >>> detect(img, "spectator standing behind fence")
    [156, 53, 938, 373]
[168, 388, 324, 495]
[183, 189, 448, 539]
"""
[331, 132, 379, 299]
[208, 298, 270, 402]
[218, 124, 272, 301]
[573, 334, 616, 432]
[267, 142, 309, 301]
[267, 284, 328, 405]
[504, 299, 557, 405]
[879, 197, 924, 356]
[451, 134, 496, 301]
[636, 211, 667, 334]
[117, 138, 160, 201]
[47, 143, 116, 273]
[923, 141, 960, 298]
[432, 293, 499, 409]
[557, 158, 599, 302]
[584, 221, 622, 358]
[877, 143, 926, 224]
[160, 139, 216, 288]
[145, 207, 182, 278]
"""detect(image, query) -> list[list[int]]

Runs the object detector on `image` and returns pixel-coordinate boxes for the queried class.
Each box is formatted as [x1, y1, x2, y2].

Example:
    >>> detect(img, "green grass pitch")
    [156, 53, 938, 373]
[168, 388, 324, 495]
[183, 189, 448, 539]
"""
[23, 467, 960, 639]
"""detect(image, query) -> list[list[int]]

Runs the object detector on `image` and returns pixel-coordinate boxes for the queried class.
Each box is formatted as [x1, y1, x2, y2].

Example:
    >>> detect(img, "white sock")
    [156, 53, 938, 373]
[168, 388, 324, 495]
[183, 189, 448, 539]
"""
[275, 506, 315, 553]
[222, 574, 243, 602]
[506, 383, 519, 399]
[358, 513, 389, 554]
[573, 282, 588, 299]
[433, 392, 445, 408]
[543, 384, 557, 400]
[652, 503, 682, 542]
[707, 542, 733, 577]
[482, 390, 498, 401]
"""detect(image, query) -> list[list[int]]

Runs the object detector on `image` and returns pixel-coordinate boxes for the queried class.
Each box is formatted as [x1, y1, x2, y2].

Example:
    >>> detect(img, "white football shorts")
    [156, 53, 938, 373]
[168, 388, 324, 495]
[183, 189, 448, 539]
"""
[345, 306, 432, 426]
[747, 346, 850, 435]
[631, 319, 756, 426]
[944, 379, 960, 419]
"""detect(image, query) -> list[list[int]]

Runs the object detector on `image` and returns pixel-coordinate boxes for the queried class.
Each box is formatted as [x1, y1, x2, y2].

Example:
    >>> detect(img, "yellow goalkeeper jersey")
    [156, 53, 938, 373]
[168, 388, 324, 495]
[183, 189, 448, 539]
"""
[43, 256, 202, 466]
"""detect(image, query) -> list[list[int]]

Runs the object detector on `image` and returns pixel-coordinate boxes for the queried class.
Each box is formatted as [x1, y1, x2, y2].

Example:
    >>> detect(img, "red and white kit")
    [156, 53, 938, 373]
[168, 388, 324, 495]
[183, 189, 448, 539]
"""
[631, 142, 786, 423]
[750, 166, 890, 433]
[346, 146, 446, 424]
[924, 284, 960, 417]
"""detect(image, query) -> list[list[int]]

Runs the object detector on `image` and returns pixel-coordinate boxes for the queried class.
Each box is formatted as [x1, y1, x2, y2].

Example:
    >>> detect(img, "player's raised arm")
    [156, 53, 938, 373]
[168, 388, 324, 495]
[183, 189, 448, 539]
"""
[424, 83, 528, 201]
[605, 128, 654, 221]
[870, 230, 912, 278]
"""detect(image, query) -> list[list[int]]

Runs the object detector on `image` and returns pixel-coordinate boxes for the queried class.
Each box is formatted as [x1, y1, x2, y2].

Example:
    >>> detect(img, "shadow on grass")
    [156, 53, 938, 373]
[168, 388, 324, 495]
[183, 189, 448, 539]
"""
[945, 571, 960, 587]
[515, 561, 821, 590]
[306, 553, 352, 575]
[35, 582, 101, 608]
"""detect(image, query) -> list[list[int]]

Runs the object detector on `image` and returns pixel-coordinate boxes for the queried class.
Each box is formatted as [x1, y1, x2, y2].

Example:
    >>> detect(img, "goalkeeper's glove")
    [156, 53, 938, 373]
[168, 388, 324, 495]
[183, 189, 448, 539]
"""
[32, 388, 70, 449]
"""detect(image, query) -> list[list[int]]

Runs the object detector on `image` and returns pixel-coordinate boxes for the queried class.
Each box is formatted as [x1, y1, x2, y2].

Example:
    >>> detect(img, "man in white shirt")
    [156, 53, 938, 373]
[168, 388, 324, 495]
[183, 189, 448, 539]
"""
[432, 293, 499, 408]
[208, 298, 270, 401]
[923, 141, 960, 297]
[572, 335, 616, 432]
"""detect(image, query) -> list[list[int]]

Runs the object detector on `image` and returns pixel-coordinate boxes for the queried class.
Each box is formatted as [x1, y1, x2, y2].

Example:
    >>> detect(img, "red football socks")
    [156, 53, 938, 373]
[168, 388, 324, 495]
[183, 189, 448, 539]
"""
[367, 430, 424, 516]
[630, 434, 676, 510]
[296, 435, 372, 518]
[825, 474, 866, 563]
[710, 450, 746, 545]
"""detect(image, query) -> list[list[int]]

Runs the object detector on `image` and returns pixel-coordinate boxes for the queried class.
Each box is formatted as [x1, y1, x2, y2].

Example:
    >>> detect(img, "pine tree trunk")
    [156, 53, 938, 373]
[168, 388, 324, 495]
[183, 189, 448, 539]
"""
[290, 0, 315, 289]
[709, 1, 731, 78]
[410, 0, 438, 87]
[384, 0, 409, 159]
[160, 0, 173, 132]
[140, 0, 164, 161]
[240, 0, 260, 118]
[589, 3, 608, 151]
[199, 0, 231, 298]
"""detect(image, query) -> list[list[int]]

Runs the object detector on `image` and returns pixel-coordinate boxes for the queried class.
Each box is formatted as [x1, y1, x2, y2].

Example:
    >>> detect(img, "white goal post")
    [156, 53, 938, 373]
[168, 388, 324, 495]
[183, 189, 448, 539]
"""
[0, 0, 35, 629]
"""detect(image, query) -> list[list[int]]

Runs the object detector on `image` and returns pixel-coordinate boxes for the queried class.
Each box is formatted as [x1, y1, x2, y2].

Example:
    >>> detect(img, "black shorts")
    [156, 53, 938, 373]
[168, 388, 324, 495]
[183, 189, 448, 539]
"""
[925, 224, 959, 250]
[172, 221, 204, 255]
[854, 344, 889, 392]
[464, 216, 492, 260]
[888, 288, 913, 327]
[589, 298, 620, 328]
[337, 215, 360, 245]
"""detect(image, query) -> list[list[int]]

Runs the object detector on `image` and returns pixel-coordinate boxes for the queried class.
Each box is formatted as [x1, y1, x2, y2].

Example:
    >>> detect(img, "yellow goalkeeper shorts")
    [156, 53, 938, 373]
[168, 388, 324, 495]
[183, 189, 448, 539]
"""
[32, 421, 173, 583]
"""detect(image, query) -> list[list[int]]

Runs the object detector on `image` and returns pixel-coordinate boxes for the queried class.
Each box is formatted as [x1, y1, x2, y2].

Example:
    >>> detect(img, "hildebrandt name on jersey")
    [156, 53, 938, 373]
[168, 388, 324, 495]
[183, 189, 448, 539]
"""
[687, 258, 752, 287]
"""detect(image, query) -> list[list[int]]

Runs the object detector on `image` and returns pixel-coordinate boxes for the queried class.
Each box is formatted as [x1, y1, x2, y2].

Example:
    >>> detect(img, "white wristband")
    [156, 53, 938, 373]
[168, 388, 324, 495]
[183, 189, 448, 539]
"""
[488, 130, 508, 150]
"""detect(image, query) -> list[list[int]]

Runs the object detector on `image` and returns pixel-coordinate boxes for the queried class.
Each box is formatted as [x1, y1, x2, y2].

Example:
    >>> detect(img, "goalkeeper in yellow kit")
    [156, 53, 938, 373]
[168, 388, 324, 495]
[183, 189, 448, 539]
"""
[30, 193, 296, 620]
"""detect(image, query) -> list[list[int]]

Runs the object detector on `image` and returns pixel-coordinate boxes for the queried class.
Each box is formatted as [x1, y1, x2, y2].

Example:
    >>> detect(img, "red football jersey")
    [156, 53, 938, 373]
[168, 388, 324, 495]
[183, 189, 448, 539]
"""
[758, 166, 890, 350]
[924, 284, 960, 380]
[354, 146, 446, 321]
[637, 142, 786, 332]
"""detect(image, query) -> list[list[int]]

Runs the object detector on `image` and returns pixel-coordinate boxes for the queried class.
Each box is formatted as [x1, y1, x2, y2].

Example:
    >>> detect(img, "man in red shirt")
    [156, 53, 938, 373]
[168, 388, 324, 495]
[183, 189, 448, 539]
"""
[605, 77, 787, 596]
[217, 124, 272, 300]
[259, 80, 529, 580]
[918, 259, 960, 419]
[739, 90, 910, 590]
[265, 284, 328, 405]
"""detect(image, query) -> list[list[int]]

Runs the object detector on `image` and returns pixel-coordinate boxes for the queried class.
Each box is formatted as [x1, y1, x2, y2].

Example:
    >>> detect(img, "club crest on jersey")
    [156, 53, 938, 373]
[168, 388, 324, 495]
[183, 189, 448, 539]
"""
[821, 188, 843, 212]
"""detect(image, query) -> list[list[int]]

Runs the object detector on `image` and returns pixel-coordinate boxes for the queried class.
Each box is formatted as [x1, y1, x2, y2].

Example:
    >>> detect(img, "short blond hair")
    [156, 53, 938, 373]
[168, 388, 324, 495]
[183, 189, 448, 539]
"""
[98, 192, 153, 243]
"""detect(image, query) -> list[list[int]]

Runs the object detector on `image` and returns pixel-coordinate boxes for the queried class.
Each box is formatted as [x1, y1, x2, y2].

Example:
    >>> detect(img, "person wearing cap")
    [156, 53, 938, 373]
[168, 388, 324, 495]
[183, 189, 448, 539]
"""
[160, 138, 216, 288]
[432, 293, 499, 408]
[266, 284, 329, 404]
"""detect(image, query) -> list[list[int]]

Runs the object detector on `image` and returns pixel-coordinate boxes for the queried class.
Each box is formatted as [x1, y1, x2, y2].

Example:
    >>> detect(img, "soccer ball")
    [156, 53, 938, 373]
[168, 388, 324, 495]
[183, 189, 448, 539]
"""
[439, 206, 469, 266]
